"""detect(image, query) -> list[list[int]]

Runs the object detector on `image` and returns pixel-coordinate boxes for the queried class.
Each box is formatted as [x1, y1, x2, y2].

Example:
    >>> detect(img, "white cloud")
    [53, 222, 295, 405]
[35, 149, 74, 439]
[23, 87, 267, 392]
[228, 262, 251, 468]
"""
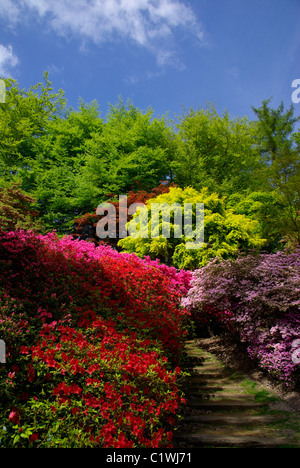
[0, 44, 19, 77]
[0, 0, 21, 26]
[1, 0, 206, 67]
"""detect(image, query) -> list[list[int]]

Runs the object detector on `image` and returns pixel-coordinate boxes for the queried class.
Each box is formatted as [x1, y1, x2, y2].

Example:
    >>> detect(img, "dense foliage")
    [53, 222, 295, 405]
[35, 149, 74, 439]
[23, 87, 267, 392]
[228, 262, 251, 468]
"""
[119, 186, 266, 269]
[72, 183, 174, 249]
[0, 184, 43, 233]
[1, 74, 299, 249]
[183, 251, 300, 386]
[0, 229, 190, 447]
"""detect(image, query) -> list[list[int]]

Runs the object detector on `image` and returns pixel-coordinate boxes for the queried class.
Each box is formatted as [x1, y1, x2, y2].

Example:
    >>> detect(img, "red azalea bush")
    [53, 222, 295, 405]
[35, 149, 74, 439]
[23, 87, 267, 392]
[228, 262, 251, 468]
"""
[183, 251, 300, 386]
[1, 314, 185, 448]
[0, 229, 190, 447]
[0, 229, 190, 359]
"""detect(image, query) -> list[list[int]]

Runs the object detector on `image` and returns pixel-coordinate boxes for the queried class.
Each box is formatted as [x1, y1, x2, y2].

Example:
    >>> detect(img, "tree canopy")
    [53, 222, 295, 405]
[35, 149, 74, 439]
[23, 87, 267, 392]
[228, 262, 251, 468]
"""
[0, 74, 299, 263]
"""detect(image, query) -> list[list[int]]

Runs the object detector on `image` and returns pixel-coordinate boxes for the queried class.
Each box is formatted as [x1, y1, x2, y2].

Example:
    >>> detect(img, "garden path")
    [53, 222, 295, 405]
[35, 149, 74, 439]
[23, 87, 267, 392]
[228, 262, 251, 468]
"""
[174, 339, 300, 448]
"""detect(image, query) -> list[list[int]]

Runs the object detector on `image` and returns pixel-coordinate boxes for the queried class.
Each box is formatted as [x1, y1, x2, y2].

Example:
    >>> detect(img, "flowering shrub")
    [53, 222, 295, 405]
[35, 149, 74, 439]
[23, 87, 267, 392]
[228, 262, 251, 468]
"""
[183, 251, 300, 386]
[119, 186, 266, 270]
[83, 243, 192, 296]
[0, 230, 190, 358]
[0, 229, 190, 447]
[1, 315, 185, 447]
[140, 256, 192, 296]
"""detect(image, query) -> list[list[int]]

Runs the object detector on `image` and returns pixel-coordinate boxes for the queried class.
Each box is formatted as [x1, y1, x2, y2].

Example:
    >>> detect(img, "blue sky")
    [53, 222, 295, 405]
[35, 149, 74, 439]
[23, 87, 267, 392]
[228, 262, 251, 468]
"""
[0, 0, 300, 122]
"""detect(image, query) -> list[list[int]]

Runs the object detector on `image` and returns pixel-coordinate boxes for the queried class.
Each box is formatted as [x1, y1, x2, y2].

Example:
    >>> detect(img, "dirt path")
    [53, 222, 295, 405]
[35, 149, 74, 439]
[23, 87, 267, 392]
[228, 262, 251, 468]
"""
[174, 339, 300, 448]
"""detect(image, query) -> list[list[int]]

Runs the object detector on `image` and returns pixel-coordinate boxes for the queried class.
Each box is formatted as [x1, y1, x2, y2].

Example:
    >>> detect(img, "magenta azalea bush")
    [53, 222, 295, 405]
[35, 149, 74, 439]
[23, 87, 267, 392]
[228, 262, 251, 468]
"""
[0, 229, 190, 448]
[183, 251, 300, 386]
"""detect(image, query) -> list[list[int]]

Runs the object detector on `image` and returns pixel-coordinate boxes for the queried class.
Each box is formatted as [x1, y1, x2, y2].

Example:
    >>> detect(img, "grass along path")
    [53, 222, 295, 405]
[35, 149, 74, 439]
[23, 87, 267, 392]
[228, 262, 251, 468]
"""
[174, 339, 300, 448]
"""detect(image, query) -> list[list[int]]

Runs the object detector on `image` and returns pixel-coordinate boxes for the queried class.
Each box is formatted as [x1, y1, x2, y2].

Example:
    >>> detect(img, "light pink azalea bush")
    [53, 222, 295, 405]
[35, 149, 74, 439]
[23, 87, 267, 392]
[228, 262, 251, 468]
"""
[183, 251, 300, 386]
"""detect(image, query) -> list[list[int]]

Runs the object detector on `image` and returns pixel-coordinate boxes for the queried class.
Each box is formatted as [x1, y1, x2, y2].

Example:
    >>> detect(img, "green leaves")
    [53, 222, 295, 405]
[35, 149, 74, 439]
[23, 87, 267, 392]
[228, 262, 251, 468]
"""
[119, 186, 266, 270]
[173, 105, 262, 196]
[0, 72, 65, 168]
[1, 74, 298, 251]
[0, 183, 44, 233]
[252, 99, 300, 247]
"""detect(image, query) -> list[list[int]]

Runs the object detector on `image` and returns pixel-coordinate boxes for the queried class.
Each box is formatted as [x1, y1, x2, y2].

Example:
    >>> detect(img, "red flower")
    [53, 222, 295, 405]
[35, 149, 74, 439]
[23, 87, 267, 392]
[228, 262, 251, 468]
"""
[9, 410, 20, 425]
[27, 364, 35, 382]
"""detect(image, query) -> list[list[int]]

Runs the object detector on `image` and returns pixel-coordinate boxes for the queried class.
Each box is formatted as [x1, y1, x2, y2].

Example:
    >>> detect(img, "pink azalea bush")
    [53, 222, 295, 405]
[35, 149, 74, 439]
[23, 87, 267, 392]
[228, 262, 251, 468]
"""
[183, 251, 300, 386]
[0, 229, 190, 447]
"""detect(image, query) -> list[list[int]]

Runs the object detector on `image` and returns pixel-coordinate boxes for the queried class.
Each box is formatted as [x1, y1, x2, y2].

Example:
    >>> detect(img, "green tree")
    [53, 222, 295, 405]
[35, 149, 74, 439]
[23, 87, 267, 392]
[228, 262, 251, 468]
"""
[0, 74, 105, 234]
[0, 72, 66, 183]
[0, 81, 178, 235]
[227, 190, 284, 252]
[118, 186, 265, 270]
[27, 100, 103, 233]
[173, 105, 262, 197]
[76, 98, 176, 206]
[252, 99, 300, 247]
